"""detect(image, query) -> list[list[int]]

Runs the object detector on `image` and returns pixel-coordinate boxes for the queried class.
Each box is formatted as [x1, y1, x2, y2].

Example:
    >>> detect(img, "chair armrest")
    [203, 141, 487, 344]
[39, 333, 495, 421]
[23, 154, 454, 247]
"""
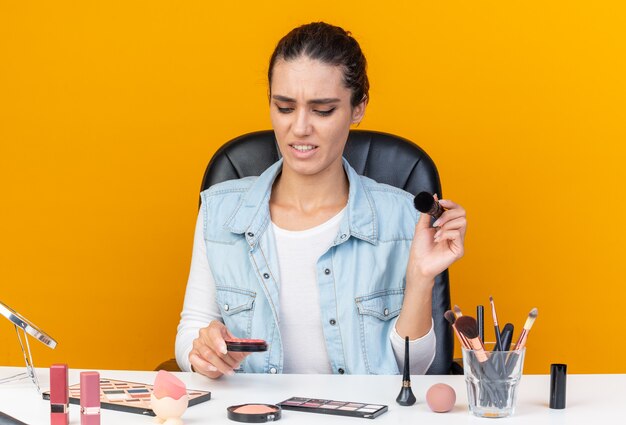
[450, 358, 464, 375]
[154, 358, 181, 372]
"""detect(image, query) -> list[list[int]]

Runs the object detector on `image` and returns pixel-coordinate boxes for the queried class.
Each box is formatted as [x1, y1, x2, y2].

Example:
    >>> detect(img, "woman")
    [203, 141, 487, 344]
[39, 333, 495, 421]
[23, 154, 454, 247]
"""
[175, 22, 466, 378]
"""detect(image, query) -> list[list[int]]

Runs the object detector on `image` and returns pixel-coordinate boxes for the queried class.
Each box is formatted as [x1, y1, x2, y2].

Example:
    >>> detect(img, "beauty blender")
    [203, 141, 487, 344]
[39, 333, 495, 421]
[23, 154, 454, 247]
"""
[425, 383, 456, 413]
[153, 370, 187, 400]
[151, 370, 189, 425]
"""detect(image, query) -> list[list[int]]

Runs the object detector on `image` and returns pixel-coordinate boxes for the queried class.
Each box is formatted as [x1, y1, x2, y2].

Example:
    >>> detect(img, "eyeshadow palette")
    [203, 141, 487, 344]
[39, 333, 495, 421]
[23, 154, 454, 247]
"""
[42, 378, 211, 416]
[277, 397, 388, 419]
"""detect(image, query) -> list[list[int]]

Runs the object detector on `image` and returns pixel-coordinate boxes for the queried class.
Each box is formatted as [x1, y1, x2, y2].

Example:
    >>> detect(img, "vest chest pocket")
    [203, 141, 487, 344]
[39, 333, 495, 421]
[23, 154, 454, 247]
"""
[355, 288, 404, 374]
[215, 286, 256, 338]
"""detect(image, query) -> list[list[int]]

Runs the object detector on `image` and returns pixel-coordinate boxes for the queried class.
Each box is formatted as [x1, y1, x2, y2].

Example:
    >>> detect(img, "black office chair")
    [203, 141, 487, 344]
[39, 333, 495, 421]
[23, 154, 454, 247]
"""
[157, 129, 457, 374]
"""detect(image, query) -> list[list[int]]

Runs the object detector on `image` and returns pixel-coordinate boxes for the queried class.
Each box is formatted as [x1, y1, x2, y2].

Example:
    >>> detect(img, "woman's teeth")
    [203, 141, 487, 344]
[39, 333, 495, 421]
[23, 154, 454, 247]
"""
[292, 145, 316, 152]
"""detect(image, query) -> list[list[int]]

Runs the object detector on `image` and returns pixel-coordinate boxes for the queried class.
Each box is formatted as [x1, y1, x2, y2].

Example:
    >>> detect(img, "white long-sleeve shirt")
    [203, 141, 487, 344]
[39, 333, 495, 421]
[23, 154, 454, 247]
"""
[175, 205, 436, 374]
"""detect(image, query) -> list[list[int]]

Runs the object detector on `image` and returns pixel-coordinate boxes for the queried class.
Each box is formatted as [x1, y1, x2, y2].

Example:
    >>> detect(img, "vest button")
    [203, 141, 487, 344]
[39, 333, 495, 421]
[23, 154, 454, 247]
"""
[324, 268, 331, 275]
[329, 319, 336, 325]
[223, 304, 230, 311]
[340, 234, 347, 239]
[263, 273, 270, 279]
[338, 368, 345, 374]
[247, 232, 254, 237]
[269, 367, 277, 374]
[383, 308, 389, 316]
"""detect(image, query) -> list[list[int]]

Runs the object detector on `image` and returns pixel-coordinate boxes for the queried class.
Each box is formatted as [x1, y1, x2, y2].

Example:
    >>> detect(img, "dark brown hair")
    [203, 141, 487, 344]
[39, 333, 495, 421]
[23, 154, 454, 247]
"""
[268, 22, 369, 107]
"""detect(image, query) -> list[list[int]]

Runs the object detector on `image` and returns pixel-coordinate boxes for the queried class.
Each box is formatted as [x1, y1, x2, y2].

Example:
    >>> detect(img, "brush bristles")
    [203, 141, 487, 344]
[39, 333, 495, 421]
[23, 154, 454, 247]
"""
[453, 305, 463, 317]
[489, 296, 499, 325]
[523, 308, 538, 330]
[444, 310, 456, 325]
[455, 316, 479, 339]
[414, 192, 435, 213]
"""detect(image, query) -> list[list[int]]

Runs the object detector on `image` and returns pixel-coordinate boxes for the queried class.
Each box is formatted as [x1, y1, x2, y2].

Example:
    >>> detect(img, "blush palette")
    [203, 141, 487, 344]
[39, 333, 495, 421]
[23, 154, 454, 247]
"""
[43, 378, 211, 416]
[277, 397, 388, 419]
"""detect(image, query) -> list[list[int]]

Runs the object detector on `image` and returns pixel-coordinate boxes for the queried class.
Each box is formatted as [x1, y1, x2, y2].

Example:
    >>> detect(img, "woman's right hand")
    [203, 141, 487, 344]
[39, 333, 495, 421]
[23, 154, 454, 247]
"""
[189, 320, 251, 379]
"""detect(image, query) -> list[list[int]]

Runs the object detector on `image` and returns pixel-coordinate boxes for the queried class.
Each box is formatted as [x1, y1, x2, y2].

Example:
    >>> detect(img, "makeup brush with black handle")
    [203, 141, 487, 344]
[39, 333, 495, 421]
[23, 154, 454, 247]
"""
[413, 192, 444, 220]
[500, 323, 514, 352]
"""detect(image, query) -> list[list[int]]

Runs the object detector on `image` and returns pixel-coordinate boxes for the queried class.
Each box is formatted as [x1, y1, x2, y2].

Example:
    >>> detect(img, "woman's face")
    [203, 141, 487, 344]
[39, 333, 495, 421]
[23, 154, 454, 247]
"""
[270, 56, 366, 178]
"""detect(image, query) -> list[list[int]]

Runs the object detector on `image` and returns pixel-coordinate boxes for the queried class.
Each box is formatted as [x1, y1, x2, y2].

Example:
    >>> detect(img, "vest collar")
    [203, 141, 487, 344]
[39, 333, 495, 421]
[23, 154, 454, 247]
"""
[224, 158, 378, 245]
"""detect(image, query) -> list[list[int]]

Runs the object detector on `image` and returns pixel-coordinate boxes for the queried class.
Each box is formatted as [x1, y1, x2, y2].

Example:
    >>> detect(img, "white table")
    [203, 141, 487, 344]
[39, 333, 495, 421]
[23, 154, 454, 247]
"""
[0, 367, 623, 424]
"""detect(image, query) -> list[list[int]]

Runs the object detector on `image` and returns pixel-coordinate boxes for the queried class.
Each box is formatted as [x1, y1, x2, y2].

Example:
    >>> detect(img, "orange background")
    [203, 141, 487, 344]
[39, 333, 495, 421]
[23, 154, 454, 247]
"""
[1, 1, 624, 374]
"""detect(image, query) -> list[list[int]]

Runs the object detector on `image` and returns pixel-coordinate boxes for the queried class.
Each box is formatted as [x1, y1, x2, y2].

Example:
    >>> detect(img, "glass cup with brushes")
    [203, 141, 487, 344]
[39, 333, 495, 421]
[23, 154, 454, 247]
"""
[447, 302, 538, 418]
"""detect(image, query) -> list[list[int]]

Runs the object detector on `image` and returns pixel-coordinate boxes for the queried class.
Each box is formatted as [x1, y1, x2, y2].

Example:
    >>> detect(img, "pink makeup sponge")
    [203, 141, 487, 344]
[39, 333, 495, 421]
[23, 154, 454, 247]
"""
[153, 370, 187, 400]
[425, 383, 456, 413]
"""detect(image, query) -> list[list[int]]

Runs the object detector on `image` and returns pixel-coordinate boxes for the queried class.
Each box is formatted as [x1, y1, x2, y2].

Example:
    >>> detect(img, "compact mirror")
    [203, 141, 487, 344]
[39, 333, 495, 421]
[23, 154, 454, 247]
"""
[0, 300, 57, 393]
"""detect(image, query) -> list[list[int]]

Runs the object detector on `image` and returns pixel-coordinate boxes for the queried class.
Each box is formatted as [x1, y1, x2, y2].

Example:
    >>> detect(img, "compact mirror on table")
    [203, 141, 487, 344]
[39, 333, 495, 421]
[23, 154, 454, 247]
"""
[0, 300, 57, 393]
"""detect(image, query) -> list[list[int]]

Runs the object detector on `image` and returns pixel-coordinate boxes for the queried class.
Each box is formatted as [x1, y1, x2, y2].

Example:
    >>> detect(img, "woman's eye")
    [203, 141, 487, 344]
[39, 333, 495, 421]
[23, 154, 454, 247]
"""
[276, 106, 294, 114]
[315, 108, 336, 117]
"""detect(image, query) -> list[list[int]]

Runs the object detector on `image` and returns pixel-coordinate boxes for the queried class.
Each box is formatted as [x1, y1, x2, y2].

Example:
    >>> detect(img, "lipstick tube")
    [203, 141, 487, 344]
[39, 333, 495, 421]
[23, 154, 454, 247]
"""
[50, 364, 69, 425]
[80, 371, 101, 425]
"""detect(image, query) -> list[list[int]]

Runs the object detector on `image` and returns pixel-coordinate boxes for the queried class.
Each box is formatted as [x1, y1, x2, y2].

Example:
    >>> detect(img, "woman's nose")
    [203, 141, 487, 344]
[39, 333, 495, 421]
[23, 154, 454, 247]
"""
[292, 109, 312, 137]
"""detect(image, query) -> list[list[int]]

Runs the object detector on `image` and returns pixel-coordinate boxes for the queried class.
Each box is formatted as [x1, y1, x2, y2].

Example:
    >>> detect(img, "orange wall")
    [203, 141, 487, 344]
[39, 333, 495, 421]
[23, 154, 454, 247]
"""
[1, 1, 624, 374]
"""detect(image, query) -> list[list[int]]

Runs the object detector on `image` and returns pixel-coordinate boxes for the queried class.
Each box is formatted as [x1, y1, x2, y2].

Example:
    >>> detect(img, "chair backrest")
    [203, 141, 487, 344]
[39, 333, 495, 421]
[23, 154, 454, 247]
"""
[201, 129, 453, 374]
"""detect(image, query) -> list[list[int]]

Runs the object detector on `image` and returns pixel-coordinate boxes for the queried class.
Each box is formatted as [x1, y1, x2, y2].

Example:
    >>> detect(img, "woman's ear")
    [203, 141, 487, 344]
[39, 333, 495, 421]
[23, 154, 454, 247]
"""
[351, 96, 368, 124]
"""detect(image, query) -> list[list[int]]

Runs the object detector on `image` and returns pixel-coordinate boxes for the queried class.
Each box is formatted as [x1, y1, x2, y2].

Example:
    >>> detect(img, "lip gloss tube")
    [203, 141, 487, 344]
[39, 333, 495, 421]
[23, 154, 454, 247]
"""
[80, 372, 100, 425]
[50, 364, 69, 425]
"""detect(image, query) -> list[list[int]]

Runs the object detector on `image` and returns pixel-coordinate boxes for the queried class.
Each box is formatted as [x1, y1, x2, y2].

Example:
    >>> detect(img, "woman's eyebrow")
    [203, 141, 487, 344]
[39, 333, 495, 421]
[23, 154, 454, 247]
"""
[272, 95, 340, 105]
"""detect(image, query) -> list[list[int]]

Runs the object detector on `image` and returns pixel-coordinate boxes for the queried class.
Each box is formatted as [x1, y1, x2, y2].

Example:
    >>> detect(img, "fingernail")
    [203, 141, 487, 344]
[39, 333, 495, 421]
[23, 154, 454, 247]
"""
[432, 220, 440, 227]
[220, 345, 228, 355]
[434, 231, 441, 239]
[207, 364, 217, 372]
[226, 370, 235, 376]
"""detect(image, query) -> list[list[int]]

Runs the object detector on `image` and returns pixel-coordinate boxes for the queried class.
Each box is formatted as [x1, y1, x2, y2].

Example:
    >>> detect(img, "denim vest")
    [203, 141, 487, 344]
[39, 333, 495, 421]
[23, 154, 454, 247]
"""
[201, 158, 421, 374]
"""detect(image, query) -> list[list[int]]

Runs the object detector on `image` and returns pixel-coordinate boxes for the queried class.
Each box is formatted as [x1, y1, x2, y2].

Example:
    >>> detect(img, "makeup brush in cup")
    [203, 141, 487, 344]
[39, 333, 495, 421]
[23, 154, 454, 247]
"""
[396, 336, 417, 406]
[489, 296, 503, 351]
[444, 310, 470, 349]
[514, 308, 538, 350]
[453, 305, 463, 318]
[500, 323, 514, 351]
[505, 309, 538, 381]
[455, 316, 503, 407]
[455, 316, 487, 360]
[477, 305, 485, 343]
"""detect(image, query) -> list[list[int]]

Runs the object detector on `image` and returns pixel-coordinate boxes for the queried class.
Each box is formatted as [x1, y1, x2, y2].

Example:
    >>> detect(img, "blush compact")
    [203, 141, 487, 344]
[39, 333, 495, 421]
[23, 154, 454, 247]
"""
[227, 403, 281, 423]
[225, 339, 268, 352]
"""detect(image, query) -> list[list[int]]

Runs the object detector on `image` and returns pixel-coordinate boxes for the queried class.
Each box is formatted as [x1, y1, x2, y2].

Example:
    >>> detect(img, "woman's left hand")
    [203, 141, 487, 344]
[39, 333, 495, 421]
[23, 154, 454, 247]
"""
[407, 196, 467, 284]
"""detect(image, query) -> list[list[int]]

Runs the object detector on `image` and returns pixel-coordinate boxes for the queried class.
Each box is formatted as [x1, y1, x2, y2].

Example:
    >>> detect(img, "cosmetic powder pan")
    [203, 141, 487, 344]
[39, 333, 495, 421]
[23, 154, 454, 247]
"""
[227, 404, 281, 423]
[225, 339, 268, 352]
